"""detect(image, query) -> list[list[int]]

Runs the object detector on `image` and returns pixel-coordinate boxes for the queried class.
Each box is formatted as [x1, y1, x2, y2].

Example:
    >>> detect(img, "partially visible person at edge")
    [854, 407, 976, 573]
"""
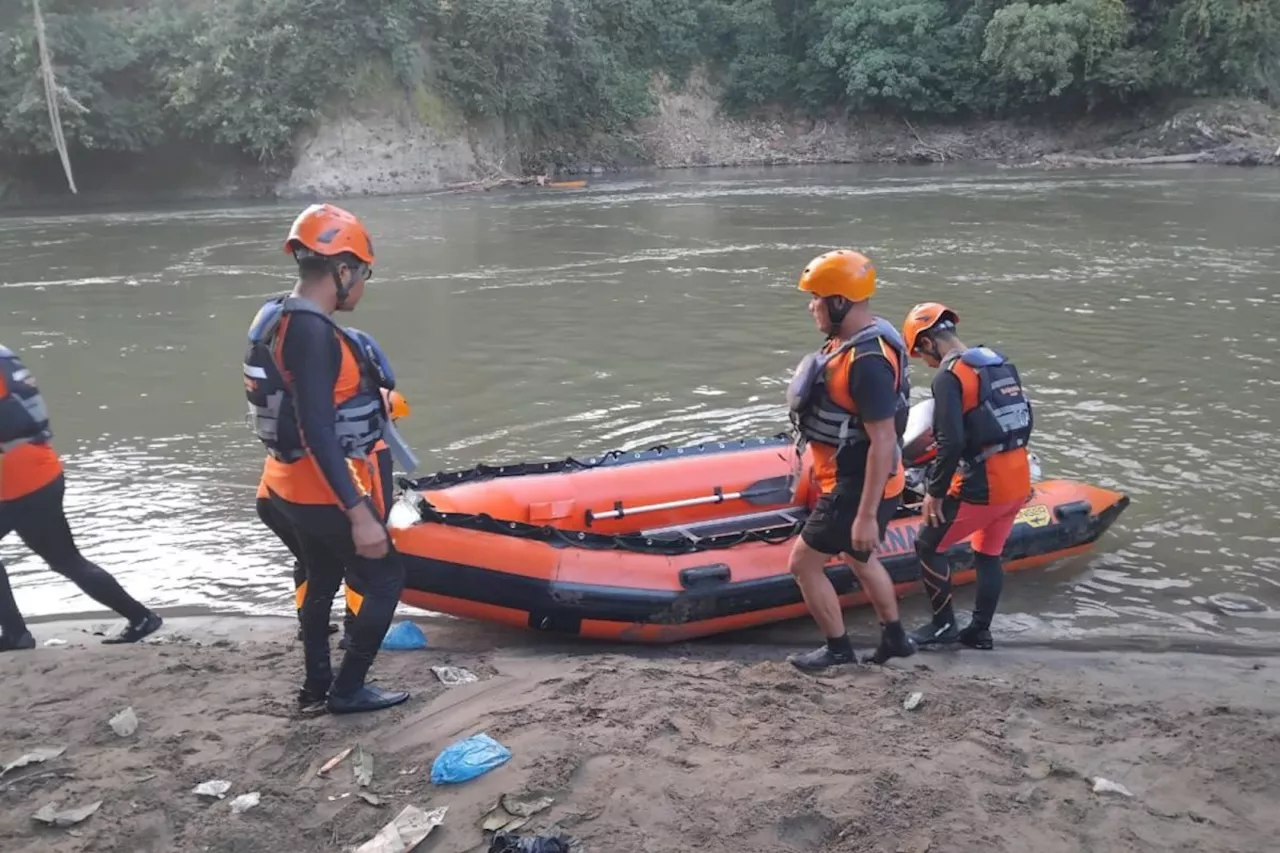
[901, 302, 1034, 650]
[783, 250, 917, 670]
[254, 386, 409, 649]
[0, 344, 163, 651]
[243, 203, 409, 715]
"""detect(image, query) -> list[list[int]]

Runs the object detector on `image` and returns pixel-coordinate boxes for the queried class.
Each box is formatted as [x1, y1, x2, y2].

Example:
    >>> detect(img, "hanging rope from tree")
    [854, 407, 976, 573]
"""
[32, 0, 77, 194]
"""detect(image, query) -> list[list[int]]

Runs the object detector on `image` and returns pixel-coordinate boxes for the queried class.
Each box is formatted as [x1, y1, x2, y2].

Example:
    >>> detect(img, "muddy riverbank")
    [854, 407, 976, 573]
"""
[0, 614, 1276, 853]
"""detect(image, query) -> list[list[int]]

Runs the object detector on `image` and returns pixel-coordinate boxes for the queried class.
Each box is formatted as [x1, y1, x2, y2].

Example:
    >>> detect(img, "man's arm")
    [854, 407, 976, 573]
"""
[849, 352, 900, 519]
[279, 312, 366, 512]
[926, 370, 965, 498]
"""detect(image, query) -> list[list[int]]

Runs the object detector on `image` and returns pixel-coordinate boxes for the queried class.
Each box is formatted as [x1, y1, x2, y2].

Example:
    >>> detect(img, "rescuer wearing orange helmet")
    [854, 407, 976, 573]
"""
[242, 203, 413, 715]
[901, 302, 1034, 650]
[784, 250, 917, 669]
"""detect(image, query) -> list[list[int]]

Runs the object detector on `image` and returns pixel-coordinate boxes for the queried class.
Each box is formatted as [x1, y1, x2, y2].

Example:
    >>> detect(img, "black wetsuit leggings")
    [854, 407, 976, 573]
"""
[0, 475, 150, 637]
[254, 449, 391, 625]
[267, 495, 405, 698]
[256, 496, 361, 626]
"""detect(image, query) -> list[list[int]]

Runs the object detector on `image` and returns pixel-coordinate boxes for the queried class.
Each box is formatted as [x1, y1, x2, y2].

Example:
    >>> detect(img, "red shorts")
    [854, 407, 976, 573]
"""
[920, 497, 1023, 557]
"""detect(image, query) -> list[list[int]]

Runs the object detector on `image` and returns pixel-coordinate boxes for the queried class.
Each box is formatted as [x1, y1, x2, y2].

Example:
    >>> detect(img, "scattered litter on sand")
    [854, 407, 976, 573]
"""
[1, 746, 66, 779]
[229, 792, 260, 814]
[32, 799, 101, 828]
[354, 745, 374, 788]
[192, 780, 231, 799]
[432, 664, 479, 685]
[380, 621, 427, 650]
[1092, 777, 1135, 797]
[481, 793, 555, 833]
[487, 831, 574, 853]
[108, 707, 137, 737]
[431, 733, 512, 784]
[1, 618, 1276, 853]
[352, 804, 447, 853]
[319, 746, 354, 776]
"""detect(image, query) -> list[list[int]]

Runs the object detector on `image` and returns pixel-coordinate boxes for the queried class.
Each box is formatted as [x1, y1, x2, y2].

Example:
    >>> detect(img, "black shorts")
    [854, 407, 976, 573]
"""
[800, 484, 901, 562]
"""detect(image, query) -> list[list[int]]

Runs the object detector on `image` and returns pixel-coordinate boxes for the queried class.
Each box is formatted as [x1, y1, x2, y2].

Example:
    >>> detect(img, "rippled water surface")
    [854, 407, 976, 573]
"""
[2, 164, 1278, 642]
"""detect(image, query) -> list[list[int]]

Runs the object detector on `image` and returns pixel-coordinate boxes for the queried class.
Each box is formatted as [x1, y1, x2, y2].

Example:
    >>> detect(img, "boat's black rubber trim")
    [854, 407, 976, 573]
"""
[400, 496, 1129, 632]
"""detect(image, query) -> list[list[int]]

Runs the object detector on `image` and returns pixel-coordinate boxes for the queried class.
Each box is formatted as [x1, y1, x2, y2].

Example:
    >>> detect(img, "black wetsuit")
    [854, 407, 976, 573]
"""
[0, 475, 156, 645]
[263, 311, 405, 701]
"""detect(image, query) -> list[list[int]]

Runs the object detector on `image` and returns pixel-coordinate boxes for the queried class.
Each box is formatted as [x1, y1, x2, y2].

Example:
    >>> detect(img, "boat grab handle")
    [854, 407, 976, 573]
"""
[679, 563, 732, 589]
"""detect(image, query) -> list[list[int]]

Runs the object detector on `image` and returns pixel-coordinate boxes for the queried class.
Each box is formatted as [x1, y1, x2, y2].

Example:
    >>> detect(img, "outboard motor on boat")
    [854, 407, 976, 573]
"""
[902, 398, 936, 469]
[899, 397, 1043, 498]
[902, 398, 935, 501]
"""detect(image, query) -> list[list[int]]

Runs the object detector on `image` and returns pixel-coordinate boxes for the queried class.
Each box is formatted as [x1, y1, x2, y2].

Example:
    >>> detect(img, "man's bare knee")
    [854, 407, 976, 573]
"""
[789, 540, 828, 578]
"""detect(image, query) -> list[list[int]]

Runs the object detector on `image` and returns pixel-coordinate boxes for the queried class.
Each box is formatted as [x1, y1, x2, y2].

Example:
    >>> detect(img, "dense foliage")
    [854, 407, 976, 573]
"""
[1, 0, 1278, 161]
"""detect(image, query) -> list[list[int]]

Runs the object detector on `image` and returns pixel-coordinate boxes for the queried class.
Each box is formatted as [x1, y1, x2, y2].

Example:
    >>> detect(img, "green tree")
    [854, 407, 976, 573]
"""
[0, 9, 166, 155]
[2, 0, 1279, 167]
[1161, 0, 1280, 98]
[810, 0, 975, 114]
[980, 0, 1148, 109]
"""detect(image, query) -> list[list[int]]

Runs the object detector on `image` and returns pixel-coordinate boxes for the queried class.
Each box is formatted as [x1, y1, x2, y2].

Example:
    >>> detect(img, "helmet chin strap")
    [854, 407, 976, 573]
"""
[330, 260, 352, 308]
[824, 295, 852, 331]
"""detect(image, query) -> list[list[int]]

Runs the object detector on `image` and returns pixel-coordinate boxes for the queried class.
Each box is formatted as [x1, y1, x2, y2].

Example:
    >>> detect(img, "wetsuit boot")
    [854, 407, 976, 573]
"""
[102, 611, 164, 644]
[910, 606, 960, 647]
[911, 546, 960, 647]
[866, 621, 917, 664]
[957, 622, 994, 650]
[956, 553, 1002, 650]
[0, 630, 36, 651]
[325, 564, 409, 715]
[297, 597, 336, 711]
[789, 633, 859, 671]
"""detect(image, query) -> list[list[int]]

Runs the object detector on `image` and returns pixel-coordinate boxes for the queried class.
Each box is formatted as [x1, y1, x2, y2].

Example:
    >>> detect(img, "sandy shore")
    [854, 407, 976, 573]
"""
[0, 613, 1276, 853]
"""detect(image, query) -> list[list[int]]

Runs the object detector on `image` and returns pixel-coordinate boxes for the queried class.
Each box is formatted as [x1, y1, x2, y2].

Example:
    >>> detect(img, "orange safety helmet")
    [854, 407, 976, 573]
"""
[797, 249, 877, 302]
[902, 301, 959, 356]
[283, 203, 375, 266]
[381, 388, 410, 422]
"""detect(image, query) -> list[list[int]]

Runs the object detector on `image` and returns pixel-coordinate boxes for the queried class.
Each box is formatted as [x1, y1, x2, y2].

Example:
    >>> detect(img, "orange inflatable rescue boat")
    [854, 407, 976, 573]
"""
[388, 400, 1130, 643]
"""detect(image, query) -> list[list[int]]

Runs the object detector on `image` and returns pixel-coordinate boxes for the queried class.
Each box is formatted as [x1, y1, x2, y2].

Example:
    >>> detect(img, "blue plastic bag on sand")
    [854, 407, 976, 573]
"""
[431, 733, 512, 784]
[380, 620, 427, 650]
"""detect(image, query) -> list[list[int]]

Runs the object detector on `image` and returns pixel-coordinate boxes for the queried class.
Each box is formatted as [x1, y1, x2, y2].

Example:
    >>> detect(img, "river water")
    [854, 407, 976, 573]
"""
[2, 164, 1278, 645]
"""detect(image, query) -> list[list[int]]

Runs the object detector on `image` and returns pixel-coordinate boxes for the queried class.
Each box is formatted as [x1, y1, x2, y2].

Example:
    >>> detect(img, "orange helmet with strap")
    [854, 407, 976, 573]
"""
[797, 249, 877, 302]
[283, 203, 375, 267]
[902, 301, 959, 356]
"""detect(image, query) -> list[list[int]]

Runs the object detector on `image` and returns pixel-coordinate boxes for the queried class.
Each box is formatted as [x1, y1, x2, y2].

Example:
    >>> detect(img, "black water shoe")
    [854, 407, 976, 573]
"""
[326, 685, 410, 715]
[0, 631, 36, 652]
[866, 622, 917, 665]
[789, 635, 858, 671]
[297, 682, 330, 713]
[910, 618, 960, 648]
[102, 612, 163, 644]
[957, 623, 994, 650]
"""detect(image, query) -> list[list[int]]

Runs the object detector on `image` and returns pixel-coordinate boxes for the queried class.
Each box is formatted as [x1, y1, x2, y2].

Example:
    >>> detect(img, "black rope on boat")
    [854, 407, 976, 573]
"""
[407, 499, 804, 556]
